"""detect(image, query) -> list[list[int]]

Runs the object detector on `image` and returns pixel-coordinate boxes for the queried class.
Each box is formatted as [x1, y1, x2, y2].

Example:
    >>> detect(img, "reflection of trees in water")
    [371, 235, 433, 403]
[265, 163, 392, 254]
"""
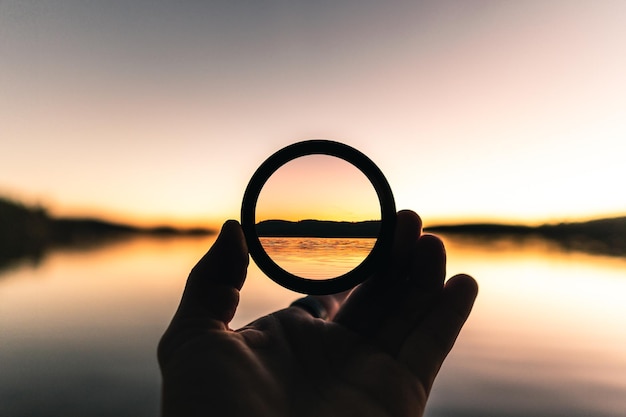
[543, 234, 626, 258]
[0, 231, 134, 276]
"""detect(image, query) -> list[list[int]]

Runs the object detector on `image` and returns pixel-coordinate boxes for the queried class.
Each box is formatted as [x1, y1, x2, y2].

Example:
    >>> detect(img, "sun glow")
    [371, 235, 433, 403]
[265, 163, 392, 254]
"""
[254, 155, 381, 223]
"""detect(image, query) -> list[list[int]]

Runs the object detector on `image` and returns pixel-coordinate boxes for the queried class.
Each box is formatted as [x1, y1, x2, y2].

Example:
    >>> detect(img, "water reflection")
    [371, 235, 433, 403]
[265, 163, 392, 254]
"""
[1, 233, 625, 417]
[260, 237, 376, 279]
[427, 233, 626, 417]
[0, 235, 215, 417]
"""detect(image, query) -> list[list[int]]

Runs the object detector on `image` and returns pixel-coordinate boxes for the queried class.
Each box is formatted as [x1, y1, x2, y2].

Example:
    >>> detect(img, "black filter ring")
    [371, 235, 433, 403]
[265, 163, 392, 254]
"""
[241, 140, 396, 295]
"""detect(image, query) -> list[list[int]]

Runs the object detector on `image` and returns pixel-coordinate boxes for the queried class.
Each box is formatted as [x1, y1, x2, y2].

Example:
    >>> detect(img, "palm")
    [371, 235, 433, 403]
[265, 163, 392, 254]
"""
[163, 310, 424, 417]
[159, 213, 477, 417]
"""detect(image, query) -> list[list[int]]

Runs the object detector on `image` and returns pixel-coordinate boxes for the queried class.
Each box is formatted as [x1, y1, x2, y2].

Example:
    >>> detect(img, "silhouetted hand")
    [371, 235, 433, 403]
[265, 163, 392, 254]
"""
[158, 210, 478, 417]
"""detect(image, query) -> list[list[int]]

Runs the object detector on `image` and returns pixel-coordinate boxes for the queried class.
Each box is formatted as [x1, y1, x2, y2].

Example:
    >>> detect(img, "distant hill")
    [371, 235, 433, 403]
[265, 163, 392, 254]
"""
[425, 217, 626, 239]
[426, 217, 626, 256]
[256, 216, 626, 256]
[3, 194, 625, 268]
[255, 216, 626, 244]
[0, 197, 215, 268]
[52, 217, 213, 242]
[256, 219, 380, 238]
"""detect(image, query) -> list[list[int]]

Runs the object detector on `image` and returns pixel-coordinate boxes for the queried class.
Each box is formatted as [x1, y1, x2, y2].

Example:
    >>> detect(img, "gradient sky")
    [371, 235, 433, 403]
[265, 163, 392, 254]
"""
[2, 0, 625, 228]
[255, 154, 381, 222]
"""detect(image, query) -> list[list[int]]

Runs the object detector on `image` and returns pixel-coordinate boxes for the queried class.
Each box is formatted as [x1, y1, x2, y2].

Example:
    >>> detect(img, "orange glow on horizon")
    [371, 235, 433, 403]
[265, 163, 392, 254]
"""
[36, 193, 626, 232]
[254, 155, 381, 223]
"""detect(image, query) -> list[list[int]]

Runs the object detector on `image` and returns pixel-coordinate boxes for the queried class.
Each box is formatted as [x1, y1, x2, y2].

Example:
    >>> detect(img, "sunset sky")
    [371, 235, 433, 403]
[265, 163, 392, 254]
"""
[2, 1, 625, 228]
[255, 154, 381, 222]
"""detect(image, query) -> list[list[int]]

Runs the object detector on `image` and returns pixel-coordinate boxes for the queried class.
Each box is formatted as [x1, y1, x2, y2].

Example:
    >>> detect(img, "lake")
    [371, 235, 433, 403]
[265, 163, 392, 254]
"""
[260, 236, 376, 279]
[1, 233, 625, 417]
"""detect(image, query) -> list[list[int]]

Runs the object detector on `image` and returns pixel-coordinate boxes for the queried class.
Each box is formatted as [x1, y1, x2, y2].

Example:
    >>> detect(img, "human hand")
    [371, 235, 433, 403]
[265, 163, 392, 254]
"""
[158, 210, 477, 417]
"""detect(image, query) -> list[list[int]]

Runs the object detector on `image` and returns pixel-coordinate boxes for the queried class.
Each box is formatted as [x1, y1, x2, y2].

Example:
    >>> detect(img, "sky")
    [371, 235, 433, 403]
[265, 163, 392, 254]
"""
[255, 154, 381, 222]
[1, 0, 625, 228]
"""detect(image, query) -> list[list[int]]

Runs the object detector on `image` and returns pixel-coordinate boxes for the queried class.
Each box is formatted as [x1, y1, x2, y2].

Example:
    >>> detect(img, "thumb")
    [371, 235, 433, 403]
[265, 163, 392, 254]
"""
[158, 220, 248, 369]
[173, 220, 249, 327]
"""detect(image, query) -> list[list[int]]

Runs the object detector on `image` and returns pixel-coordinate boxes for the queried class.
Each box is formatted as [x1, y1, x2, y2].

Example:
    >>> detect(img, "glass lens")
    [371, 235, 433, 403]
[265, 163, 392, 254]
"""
[255, 155, 381, 280]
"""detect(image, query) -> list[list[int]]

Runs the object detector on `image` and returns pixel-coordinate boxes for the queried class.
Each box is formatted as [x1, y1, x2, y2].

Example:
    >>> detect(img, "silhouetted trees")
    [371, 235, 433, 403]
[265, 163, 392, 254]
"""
[256, 219, 381, 238]
[0, 197, 214, 269]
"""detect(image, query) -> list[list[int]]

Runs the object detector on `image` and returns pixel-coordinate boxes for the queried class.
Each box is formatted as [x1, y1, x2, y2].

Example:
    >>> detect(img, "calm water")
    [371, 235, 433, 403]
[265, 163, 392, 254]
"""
[260, 237, 376, 279]
[1, 234, 625, 417]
